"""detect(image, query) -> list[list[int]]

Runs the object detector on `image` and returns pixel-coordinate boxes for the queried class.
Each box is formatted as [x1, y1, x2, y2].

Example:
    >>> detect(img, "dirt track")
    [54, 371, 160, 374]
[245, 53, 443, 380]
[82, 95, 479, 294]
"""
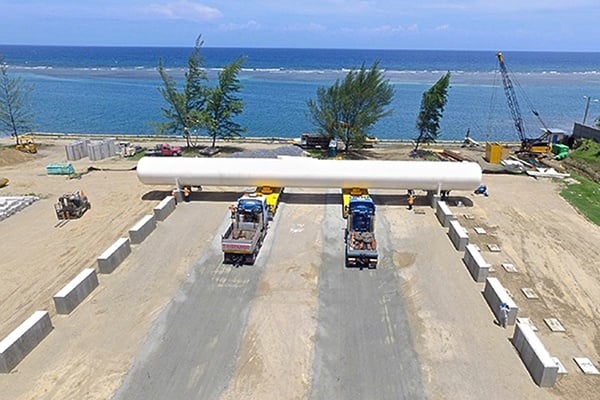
[0, 137, 599, 399]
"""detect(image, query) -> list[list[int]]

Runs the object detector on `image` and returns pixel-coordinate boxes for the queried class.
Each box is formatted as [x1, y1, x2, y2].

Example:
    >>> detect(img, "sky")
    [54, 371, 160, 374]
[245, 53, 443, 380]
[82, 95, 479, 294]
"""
[1, 0, 599, 51]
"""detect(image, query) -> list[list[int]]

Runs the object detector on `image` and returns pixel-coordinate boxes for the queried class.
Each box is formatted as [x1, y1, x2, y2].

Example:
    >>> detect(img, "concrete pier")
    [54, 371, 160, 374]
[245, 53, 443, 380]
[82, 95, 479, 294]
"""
[153, 196, 176, 221]
[448, 219, 469, 251]
[53, 268, 99, 314]
[435, 201, 456, 227]
[129, 214, 156, 244]
[463, 244, 490, 282]
[484, 277, 518, 325]
[97, 237, 131, 274]
[512, 322, 558, 387]
[0, 311, 53, 373]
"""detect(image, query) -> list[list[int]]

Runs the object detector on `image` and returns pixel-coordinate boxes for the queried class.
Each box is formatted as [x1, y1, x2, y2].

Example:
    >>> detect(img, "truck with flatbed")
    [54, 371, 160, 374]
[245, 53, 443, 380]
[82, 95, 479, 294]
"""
[343, 189, 378, 269]
[221, 193, 270, 266]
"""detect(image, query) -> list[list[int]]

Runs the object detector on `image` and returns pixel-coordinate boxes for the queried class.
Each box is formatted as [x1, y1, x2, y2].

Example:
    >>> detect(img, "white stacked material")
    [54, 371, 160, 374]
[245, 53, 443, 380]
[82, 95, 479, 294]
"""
[88, 139, 118, 161]
[65, 139, 90, 161]
[0, 196, 39, 222]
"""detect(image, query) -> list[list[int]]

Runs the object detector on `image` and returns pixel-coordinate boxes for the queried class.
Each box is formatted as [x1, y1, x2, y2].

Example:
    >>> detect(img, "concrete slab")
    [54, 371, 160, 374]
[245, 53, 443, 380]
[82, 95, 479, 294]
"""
[487, 244, 501, 252]
[0, 311, 53, 373]
[97, 237, 131, 274]
[573, 357, 600, 375]
[544, 318, 566, 332]
[552, 357, 568, 374]
[53, 268, 99, 314]
[474, 227, 487, 234]
[517, 317, 538, 331]
[521, 288, 539, 299]
[501, 263, 518, 273]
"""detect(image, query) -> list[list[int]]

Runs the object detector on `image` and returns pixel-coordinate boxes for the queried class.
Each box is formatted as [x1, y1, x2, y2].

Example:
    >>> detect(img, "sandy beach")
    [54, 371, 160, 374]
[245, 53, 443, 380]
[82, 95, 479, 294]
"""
[1, 135, 599, 399]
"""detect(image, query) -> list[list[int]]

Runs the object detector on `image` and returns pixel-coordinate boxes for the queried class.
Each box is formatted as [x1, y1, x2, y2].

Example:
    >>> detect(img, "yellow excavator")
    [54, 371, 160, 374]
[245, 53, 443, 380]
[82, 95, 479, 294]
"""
[15, 135, 37, 154]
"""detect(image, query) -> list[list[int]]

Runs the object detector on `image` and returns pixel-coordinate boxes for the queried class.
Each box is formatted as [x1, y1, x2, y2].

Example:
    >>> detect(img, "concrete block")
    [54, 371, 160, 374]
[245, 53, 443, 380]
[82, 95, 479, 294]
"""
[0, 311, 53, 373]
[448, 219, 469, 251]
[153, 196, 176, 221]
[427, 191, 441, 209]
[97, 237, 131, 274]
[435, 201, 456, 227]
[512, 322, 558, 387]
[53, 268, 99, 314]
[484, 277, 519, 325]
[463, 243, 490, 282]
[128, 214, 156, 244]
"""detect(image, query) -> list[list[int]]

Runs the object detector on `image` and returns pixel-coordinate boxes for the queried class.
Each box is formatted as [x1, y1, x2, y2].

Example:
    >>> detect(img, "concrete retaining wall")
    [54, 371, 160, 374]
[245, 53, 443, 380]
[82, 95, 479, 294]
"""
[484, 277, 518, 325]
[53, 268, 99, 314]
[448, 219, 469, 251]
[463, 244, 490, 282]
[0, 311, 53, 373]
[436, 201, 456, 227]
[128, 214, 156, 244]
[153, 196, 176, 221]
[512, 322, 558, 387]
[97, 237, 131, 274]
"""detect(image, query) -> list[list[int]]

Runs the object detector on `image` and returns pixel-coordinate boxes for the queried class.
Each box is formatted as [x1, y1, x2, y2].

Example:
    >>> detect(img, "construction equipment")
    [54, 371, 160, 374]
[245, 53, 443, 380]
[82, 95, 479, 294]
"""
[15, 137, 37, 154]
[496, 52, 552, 154]
[344, 189, 378, 269]
[222, 191, 279, 266]
[54, 191, 90, 220]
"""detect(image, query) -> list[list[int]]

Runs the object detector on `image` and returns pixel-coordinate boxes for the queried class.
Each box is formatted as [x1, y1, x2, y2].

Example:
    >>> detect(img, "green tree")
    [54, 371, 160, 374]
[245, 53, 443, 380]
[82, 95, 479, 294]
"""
[413, 72, 451, 152]
[204, 56, 246, 148]
[156, 36, 208, 148]
[307, 62, 394, 152]
[0, 55, 34, 145]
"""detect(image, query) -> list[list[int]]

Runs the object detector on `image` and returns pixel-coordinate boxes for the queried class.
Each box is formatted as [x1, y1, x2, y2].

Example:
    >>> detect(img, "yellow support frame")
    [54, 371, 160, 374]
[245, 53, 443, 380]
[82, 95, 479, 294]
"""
[255, 186, 283, 218]
[342, 187, 369, 218]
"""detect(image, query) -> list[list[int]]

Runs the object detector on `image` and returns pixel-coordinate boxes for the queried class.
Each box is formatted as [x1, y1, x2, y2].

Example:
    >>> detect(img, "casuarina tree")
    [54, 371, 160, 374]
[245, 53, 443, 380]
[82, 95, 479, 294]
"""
[156, 36, 208, 148]
[413, 72, 451, 153]
[307, 62, 394, 152]
[0, 55, 34, 145]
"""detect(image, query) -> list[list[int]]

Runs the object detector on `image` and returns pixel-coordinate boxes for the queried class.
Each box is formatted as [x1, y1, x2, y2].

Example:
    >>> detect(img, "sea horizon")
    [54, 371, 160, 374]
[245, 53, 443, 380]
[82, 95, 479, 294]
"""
[1, 45, 599, 142]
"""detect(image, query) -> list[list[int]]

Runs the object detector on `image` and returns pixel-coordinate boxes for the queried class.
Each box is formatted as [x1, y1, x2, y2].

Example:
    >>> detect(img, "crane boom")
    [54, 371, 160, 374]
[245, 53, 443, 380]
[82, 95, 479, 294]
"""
[496, 52, 526, 142]
[496, 52, 551, 153]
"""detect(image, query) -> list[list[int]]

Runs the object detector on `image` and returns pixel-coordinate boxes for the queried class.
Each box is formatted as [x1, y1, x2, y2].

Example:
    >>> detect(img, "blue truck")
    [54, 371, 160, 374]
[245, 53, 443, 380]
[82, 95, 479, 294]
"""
[344, 194, 378, 269]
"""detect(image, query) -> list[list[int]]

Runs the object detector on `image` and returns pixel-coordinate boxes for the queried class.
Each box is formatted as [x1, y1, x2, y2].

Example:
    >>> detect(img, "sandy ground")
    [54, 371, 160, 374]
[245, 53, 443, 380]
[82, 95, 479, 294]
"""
[1, 136, 599, 399]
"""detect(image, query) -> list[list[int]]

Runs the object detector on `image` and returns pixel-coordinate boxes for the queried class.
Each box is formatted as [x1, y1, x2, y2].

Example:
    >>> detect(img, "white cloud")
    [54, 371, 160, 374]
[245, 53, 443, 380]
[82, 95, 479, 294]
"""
[144, 1, 222, 21]
[283, 22, 326, 32]
[218, 20, 262, 32]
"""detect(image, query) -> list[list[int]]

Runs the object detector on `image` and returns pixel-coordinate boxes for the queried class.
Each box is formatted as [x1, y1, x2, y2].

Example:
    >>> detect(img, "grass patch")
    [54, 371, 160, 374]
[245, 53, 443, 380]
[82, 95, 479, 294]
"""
[560, 173, 600, 226]
[570, 139, 600, 169]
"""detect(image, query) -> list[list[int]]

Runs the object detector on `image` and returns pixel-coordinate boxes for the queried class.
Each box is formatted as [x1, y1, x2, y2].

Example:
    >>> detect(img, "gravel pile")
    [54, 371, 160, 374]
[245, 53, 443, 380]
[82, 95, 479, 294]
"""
[229, 145, 306, 159]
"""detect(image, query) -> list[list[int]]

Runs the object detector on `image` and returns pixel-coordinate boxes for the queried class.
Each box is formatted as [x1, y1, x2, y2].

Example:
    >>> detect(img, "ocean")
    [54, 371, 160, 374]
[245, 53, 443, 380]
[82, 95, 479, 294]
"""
[1, 45, 600, 142]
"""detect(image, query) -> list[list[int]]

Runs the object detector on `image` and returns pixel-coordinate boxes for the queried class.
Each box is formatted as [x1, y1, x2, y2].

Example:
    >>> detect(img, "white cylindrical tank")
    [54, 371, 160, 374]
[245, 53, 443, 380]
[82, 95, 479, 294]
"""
[136, 157, 482, 190]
